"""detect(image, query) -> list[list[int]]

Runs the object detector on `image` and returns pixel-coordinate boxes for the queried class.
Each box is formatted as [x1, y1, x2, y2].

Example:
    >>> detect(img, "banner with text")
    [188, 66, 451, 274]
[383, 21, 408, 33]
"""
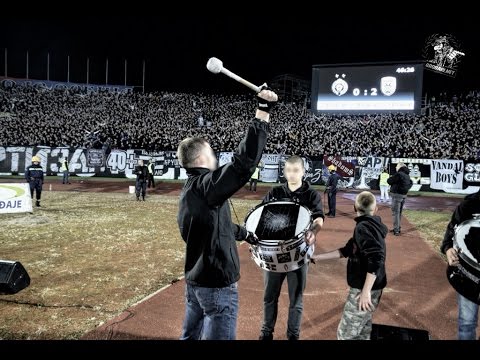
[354, 157, 390, 190]
[0, 146, 185, 180]
[430, 160, 464, 190]
[0, 183, 32, 214]
[322, 156, 357, 188]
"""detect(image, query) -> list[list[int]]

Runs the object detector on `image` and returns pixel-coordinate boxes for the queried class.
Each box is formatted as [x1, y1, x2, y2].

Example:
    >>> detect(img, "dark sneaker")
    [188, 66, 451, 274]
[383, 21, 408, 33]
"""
[259, 332, 273, 340]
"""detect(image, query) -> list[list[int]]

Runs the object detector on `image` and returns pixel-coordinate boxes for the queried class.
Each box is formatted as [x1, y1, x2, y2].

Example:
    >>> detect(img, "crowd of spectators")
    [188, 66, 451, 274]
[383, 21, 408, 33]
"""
[1, 84, 479, 159]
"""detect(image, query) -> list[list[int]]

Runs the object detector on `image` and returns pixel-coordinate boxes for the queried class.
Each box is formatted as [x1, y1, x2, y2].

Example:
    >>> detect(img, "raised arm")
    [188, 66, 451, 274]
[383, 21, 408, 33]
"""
[197, 89, 277, 207]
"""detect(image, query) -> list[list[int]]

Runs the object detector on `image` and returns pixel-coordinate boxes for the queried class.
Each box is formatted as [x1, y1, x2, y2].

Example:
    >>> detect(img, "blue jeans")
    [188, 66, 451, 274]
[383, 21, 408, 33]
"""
[458, 293, 479, 340]
[180, 282, 238, 340]
[390, 193, 407, 232]
[135, 180, 146, 198]
[63, 172, 69, 183]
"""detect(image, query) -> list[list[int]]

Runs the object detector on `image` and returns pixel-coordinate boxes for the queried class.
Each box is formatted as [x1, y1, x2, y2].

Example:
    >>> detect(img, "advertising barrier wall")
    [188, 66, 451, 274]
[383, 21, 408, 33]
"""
[0, 146, 478, 194]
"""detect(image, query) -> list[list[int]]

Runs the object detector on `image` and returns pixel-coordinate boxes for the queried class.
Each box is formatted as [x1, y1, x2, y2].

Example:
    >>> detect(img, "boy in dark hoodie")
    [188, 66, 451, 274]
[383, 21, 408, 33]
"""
[387, 162, 413, 236]
[259, 155, 325, 340]
[312, 191, 387, 339]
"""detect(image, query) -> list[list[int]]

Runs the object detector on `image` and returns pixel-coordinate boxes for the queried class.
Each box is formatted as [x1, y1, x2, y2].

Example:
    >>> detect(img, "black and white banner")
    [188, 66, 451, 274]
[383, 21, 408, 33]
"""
[430, 160, 464, 190]
[0, 145, 478, 194]
[464, 163, 480, 186]
[390, 158, 432, 192]
[0, 146, 185, 180]
[217, 153, 284, 183]
[354, 157, 390, 190]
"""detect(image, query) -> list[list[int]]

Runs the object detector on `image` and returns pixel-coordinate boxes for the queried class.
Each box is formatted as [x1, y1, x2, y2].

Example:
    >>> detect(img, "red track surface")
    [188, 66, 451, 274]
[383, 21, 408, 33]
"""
[50, 179, 467, 340]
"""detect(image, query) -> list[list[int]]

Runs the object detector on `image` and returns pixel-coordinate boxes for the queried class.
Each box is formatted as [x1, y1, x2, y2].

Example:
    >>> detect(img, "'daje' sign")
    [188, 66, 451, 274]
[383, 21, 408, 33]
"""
[0, 183, 33, 214]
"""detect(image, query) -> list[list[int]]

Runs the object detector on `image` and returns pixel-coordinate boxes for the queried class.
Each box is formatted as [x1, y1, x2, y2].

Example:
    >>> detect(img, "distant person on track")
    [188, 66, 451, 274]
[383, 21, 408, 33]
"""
[249, 162, 263, 192]
[387, 163, 413, 236]
[379, 167, 389, 202]
[325, 165, 347, 218]
[60, 157, 70, 184]
[147, 158, 155, 189]
[176, 87, 277, 340]
[25, 155, 44, 207]
[134, 159, 148, 201]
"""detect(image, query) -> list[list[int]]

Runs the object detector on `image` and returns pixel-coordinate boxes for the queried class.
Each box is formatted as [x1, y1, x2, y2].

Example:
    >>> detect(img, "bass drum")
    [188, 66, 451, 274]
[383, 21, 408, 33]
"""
[447, 214, 480, 304]
[245, 200, 313, 273]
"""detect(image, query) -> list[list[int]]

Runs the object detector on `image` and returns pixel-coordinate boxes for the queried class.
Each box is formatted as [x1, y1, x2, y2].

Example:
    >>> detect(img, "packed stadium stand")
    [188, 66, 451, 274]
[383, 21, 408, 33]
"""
[1, 85, 479, 159]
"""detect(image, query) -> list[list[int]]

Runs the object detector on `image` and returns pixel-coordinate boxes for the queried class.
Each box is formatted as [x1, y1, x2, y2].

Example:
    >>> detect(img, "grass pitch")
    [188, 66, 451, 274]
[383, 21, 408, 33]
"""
[0, 188, 450, 339]
[0, 191, 258, 339]
[403, 210, 452, 257]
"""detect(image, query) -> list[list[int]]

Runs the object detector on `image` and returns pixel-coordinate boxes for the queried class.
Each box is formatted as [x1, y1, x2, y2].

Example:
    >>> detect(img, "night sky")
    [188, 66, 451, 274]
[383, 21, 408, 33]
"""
[1, 14, 479, 94]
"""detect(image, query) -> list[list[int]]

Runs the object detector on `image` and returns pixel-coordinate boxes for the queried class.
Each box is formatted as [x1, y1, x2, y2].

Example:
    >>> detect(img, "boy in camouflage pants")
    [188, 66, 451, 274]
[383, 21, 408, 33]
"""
[311, 191, 387, 339]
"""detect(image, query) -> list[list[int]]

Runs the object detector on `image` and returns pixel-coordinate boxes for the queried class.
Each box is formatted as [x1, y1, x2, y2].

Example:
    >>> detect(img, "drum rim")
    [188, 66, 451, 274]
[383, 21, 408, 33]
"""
[244, 199, 312, 221]
[246, 199, 314, 273]
[454, 220, 480, 271]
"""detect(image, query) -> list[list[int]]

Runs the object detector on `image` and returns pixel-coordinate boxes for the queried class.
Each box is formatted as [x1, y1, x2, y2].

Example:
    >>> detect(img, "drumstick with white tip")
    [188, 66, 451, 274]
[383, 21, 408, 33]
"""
[206, 57, 262, 93]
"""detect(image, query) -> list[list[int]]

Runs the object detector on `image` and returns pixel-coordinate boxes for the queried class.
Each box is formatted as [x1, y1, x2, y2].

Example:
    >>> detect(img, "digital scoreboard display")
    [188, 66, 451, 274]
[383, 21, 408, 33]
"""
[311, 62, 424, 114]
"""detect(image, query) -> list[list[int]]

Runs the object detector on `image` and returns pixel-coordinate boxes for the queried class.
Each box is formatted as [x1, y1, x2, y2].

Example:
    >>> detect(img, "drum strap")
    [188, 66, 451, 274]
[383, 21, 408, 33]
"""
[229, 199, 241, 224]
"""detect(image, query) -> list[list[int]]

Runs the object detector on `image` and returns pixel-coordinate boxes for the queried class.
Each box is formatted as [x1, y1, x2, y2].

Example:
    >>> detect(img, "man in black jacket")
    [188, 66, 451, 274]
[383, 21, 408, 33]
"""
[259, 155, 324, 340]
[387, 163, 413, 235]
[134, 159, 148, 201]
[325, 165, 348, 218]
[312, 191, 387, 339]
[176, 88, 277, 340]
[441, 189, 480, 340]
[25, 155, 44, 207]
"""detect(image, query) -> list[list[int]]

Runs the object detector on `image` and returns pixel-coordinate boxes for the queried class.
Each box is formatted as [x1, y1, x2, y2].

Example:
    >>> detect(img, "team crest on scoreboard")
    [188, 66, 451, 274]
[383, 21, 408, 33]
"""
[380, 76, 396, 96]
[331, 74, 348, 96]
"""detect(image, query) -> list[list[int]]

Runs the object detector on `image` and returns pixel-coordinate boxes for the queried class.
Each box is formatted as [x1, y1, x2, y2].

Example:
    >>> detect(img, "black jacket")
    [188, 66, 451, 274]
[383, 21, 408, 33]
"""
[339, 215, 388, 290]
[263, 181, 325, 221]
[135, 165, 148, 181]
[387, 167, 413, 195]
[326, 172, 347, 194]
[25, 164, 44, 183]
[177, 118, 269, 287]
[441, 190, 480, 254]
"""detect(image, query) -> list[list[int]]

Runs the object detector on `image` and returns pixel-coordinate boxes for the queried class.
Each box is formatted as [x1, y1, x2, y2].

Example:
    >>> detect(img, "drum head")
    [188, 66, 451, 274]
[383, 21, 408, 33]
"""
[245, 201, 311, 241]
[245, 200, 313, 273]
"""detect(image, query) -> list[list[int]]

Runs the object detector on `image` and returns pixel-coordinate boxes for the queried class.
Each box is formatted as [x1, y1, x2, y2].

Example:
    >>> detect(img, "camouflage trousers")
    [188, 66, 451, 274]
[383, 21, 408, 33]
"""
[337, 287, 383, 340]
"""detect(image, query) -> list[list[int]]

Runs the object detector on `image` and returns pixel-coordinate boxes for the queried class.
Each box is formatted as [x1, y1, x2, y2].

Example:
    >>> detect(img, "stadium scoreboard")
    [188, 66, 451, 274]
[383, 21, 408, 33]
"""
[311, 62, 424, 114]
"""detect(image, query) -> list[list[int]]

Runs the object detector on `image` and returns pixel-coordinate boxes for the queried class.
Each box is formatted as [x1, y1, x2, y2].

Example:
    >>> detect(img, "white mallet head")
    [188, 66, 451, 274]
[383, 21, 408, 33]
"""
[206, 57, 223, 74]
[206, 57, 261, 93]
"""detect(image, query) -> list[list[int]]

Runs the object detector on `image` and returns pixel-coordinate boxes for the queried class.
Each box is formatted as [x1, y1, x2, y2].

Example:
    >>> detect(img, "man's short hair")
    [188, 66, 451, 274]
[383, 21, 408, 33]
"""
[396, 162, 406, 170]
[355, 191, 376, 216]
[177, 137, 208, 168]
[285, 155, 304, 169]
